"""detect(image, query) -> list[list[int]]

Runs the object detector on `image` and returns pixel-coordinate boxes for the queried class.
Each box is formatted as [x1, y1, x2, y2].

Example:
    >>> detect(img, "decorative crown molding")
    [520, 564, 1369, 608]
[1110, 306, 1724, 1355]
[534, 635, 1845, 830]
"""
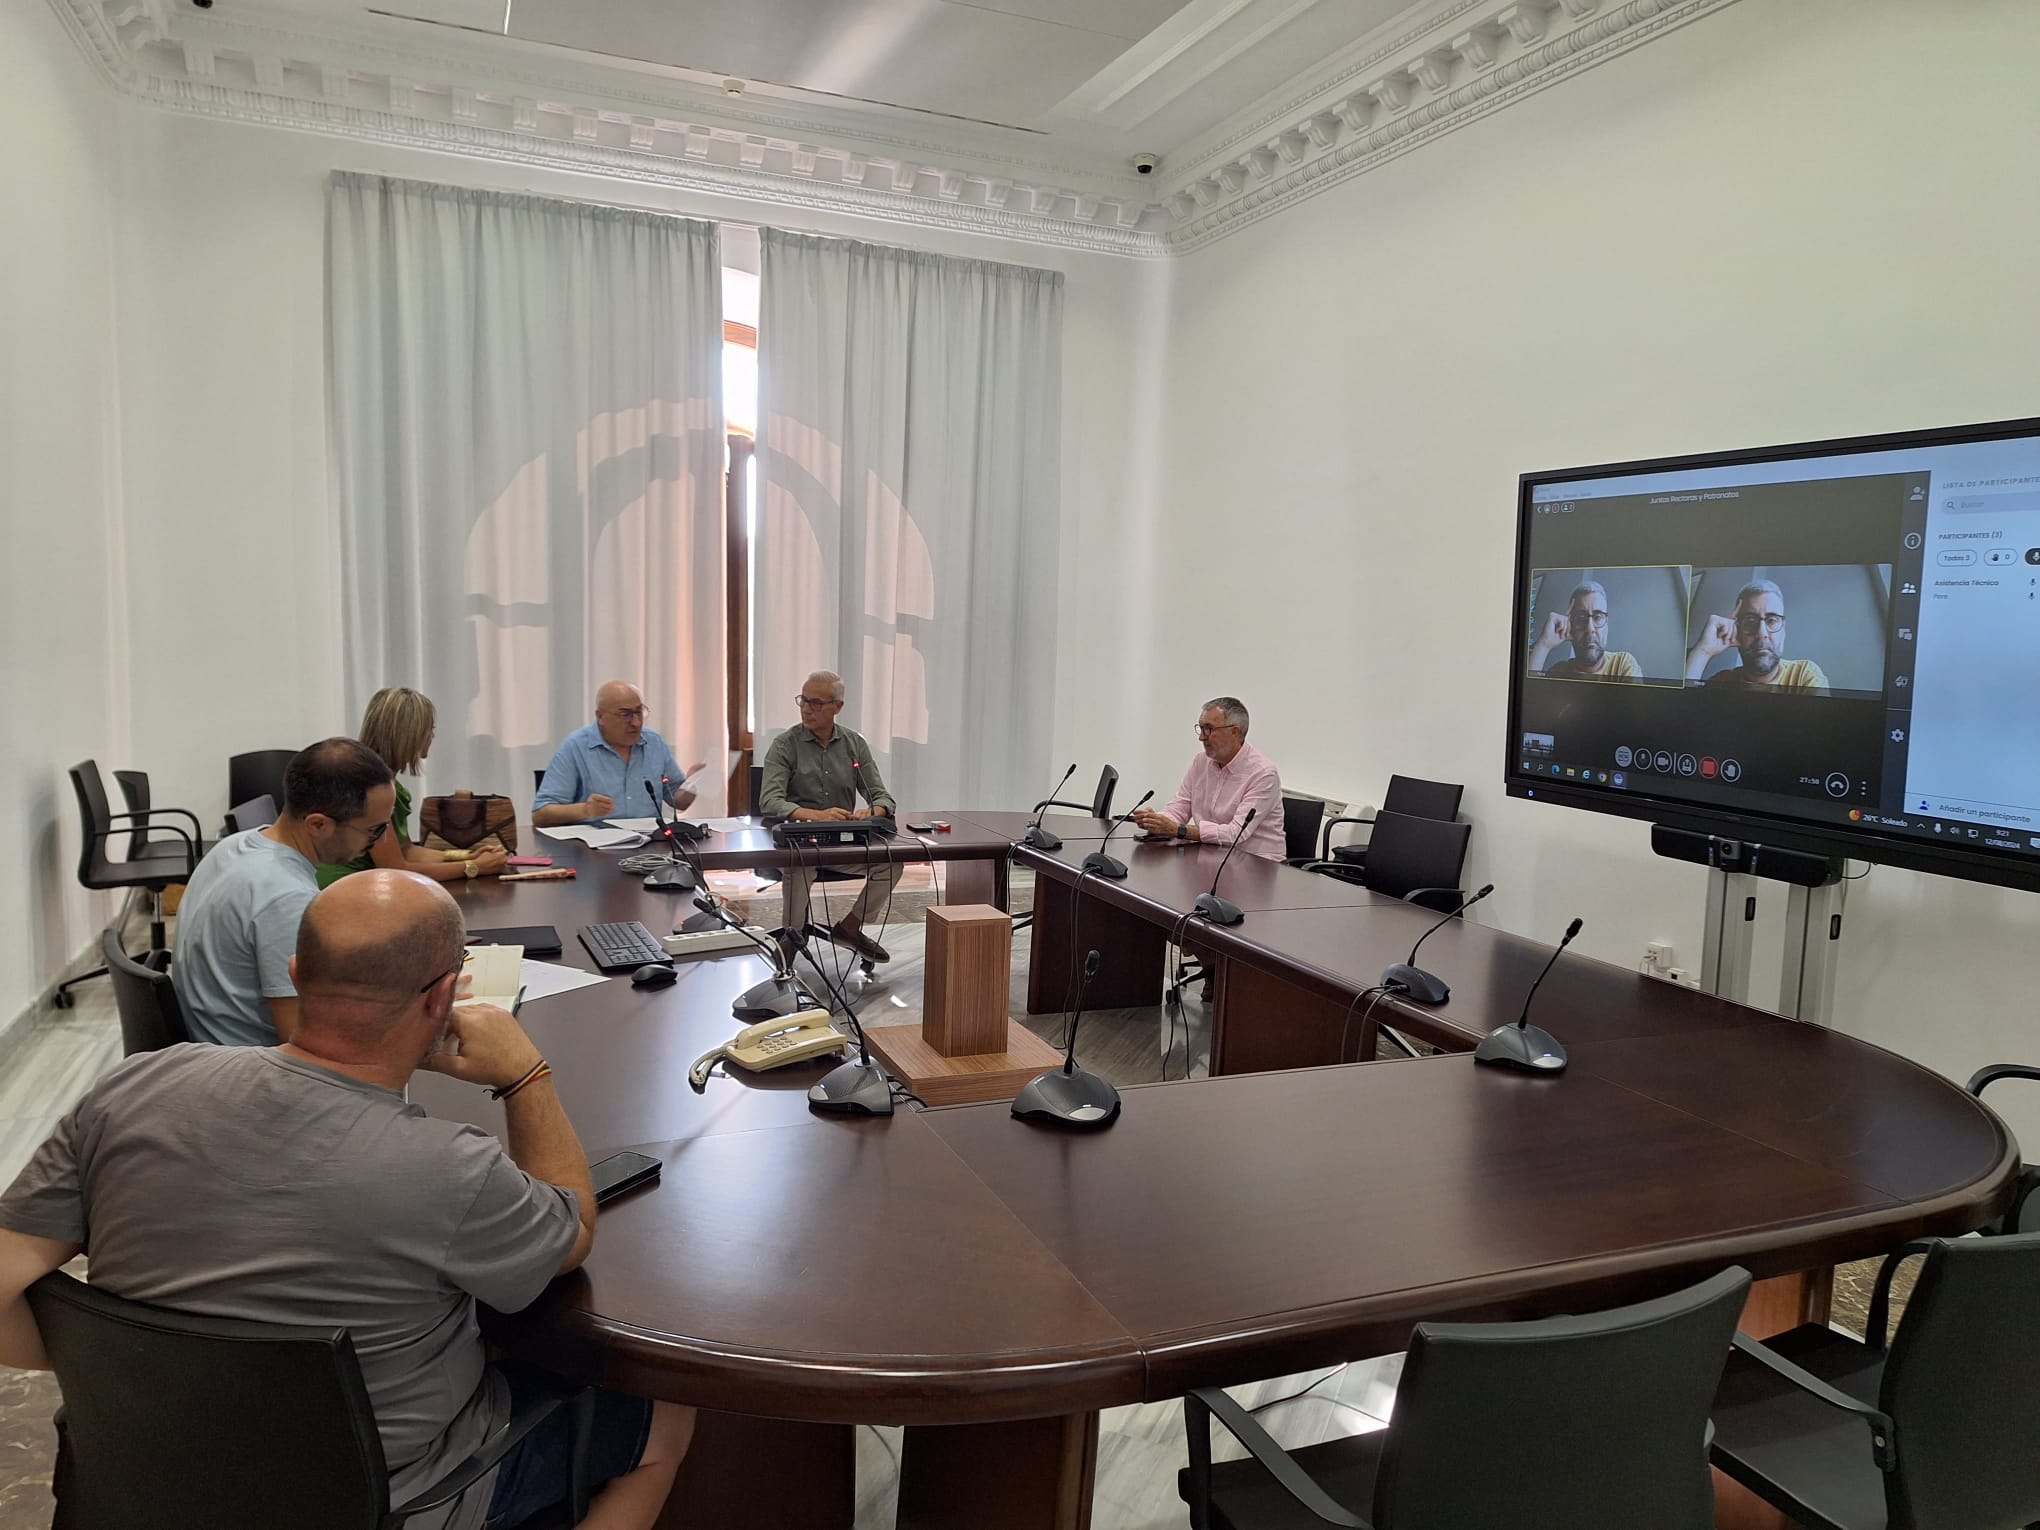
[1157, 0, 1744, 252]
[49, 0, 1173, 257]
[48, 0, 1744, 257]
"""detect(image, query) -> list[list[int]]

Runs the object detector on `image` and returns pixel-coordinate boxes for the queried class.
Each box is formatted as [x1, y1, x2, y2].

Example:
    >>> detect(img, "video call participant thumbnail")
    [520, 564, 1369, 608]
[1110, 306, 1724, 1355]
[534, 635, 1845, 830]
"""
[1528, 581, 1640, 680]
[1686, 579, 1830, 693]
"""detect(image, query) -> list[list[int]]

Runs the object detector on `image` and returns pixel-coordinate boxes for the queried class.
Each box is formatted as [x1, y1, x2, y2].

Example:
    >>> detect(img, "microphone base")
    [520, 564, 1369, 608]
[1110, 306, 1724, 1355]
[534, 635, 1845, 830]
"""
[1474, 1023, 1569, 1074]
[1080, 852, 1129, 879]
[1022, 824, 1063, 852]
[1380, 963, 1449, 1005]
[1192, 893, 1244, 927]
[644, 862, 699, 891]
[734, 973, 808, 1021]
[1011, 1066, 1121, 1129]
[666, 821, 710, 842]
[808, 1059, 896, 1116]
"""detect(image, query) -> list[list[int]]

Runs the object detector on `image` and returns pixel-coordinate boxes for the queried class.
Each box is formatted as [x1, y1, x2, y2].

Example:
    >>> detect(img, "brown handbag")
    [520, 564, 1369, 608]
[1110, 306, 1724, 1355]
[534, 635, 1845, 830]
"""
[420, 790, 518, 855]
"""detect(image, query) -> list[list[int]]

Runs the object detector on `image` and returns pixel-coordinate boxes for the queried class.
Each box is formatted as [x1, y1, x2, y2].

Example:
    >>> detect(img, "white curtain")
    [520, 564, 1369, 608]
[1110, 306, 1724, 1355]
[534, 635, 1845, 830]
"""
[754, 230, 1063, 810]
[327, 174, 727, 813]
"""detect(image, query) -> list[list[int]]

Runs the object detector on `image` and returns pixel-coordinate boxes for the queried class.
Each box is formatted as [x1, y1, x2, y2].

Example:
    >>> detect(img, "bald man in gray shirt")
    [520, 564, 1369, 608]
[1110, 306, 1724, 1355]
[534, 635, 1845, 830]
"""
[0, 871, 692, 1530]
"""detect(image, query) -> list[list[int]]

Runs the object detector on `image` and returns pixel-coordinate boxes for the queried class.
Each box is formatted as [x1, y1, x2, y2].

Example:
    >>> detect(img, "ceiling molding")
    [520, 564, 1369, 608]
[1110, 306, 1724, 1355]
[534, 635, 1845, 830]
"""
[51, 0, 1173, 257]
[48, 0, 1744, 258]
[1158, 0, 1745, 251]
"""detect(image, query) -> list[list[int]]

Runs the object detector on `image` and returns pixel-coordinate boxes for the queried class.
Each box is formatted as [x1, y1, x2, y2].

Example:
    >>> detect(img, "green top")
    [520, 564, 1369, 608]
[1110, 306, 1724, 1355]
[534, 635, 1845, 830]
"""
[758, 726, 896, 819]
[315, 779, 413, 889]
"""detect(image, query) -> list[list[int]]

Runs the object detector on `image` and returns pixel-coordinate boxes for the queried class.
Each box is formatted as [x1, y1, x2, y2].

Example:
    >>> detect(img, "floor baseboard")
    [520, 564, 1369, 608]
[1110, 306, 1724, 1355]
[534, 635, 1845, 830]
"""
[0, 935, 105, 1072]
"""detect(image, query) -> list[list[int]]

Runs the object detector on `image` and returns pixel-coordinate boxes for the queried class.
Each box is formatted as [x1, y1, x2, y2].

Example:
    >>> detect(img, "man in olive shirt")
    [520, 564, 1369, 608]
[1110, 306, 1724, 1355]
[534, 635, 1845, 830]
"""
[757, 670, 899, 963]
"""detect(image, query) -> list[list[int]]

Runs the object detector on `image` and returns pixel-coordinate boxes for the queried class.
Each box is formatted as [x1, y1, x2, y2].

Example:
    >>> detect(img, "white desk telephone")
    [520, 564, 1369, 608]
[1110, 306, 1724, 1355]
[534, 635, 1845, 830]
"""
[688, 1016, 849, 1091]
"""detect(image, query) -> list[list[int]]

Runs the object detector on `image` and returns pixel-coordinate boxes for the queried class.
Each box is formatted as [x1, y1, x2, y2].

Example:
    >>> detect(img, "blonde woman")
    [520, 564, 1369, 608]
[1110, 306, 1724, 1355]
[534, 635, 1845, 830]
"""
[316, 687, 508, 888]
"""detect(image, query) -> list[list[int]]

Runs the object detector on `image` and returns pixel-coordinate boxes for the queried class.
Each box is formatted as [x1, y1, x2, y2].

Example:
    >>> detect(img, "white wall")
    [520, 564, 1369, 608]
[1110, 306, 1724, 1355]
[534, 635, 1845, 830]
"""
[0, 1, 135, 1025]
[108, 115, 1154, 821]
[1109, 0, 2040, 1148]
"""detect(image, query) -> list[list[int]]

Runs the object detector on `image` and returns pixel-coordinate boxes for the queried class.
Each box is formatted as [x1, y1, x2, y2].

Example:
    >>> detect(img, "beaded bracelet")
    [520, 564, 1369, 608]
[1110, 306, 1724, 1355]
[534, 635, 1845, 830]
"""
[492, 1060, 552, 1101]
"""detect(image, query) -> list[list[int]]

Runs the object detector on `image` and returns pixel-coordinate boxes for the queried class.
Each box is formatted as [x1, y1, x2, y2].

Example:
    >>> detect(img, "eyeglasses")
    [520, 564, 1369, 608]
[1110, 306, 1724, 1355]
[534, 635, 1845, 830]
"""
[1568, 610, 1610, 629]
[605, 706, 649, 722]
[796, 695, 837, 709]
[348, 818, 390, 847]
[1735, 613, 1787, 634]
[420, 953, 467, 994]
[1194, 723, 1239, 738]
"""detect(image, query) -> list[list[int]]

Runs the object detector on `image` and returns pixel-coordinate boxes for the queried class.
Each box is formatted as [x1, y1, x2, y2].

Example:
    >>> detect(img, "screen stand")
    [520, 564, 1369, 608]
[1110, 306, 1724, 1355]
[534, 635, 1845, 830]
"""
[1692, 866, 1846, 1027]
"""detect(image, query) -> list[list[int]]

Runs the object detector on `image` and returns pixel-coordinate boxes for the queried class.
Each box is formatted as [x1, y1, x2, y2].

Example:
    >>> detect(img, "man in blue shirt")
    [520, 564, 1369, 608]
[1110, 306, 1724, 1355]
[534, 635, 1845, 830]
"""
[533, 681, 707, 827]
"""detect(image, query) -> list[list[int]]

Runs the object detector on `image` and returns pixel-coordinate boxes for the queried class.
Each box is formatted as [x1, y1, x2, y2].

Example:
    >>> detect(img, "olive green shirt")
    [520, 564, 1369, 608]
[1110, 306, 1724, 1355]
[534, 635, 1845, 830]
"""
[759, 727, 896, 819]
[315, 780, 412, 890]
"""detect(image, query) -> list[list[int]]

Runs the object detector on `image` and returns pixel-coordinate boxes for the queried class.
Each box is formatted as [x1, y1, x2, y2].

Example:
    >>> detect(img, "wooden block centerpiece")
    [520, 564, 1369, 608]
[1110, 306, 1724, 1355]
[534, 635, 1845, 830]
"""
[865, 904, 1062, 1106]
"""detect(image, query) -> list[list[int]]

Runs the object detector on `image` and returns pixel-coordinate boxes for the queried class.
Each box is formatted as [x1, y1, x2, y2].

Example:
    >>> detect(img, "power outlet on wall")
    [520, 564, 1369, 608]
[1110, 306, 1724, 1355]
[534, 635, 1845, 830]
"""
[1641, 941, 1676, 979]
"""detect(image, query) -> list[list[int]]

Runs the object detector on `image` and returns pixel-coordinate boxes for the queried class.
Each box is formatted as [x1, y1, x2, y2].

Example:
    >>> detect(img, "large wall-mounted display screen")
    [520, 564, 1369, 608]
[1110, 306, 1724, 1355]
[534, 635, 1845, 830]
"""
[1506, 416, 2040, 891]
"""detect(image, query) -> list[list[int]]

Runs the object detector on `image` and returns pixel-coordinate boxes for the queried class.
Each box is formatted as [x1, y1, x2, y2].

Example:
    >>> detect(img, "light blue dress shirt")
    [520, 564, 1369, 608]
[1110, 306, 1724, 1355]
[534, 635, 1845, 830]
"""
[534, 723, 690, 820]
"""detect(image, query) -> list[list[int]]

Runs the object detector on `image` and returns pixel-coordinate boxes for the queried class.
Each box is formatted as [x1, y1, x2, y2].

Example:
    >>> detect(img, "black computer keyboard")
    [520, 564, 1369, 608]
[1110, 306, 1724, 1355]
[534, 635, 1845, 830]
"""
[578, 921, 670, 971]
[772, 816, 898, 844]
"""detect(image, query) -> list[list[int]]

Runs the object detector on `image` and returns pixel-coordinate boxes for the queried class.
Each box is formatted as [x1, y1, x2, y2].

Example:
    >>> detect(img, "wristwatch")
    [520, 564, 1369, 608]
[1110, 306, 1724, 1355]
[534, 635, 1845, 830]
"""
[464, 860, 478, 879]
[1176, 823, 1188, 840]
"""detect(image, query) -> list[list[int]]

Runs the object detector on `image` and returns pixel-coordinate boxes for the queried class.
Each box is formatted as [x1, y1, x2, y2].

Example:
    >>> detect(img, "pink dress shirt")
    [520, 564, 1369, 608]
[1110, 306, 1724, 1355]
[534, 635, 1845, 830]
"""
[1160, 741, 1288, 862]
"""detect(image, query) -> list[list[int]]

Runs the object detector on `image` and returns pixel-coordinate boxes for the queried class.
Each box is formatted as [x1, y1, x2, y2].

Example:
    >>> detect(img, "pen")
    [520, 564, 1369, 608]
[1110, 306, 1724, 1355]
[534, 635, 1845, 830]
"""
[512, 984, 526, 1016]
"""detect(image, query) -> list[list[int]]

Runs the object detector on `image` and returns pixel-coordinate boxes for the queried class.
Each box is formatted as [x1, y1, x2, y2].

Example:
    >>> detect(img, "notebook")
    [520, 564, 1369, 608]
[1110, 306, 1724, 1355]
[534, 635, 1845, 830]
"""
[464, 924, 563, 958]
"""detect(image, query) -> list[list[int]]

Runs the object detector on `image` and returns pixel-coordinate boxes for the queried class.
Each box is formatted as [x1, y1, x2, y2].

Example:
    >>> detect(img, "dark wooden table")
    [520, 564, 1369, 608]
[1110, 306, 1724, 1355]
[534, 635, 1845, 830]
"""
[414, 833, 2019, 1530]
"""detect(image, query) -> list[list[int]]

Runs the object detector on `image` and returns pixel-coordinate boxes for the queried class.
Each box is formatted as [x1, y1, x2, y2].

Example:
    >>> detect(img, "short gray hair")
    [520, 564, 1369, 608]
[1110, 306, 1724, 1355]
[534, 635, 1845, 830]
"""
[1567, 581, 1608, 608]
[1734, 579, 1783, 609]
[1202, 696, 1249, 735]
[806, 669, 846, 703]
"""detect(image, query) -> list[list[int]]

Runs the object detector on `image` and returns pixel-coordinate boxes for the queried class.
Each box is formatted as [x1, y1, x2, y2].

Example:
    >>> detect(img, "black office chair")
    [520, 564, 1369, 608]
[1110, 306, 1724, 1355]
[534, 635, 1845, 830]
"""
[1035, 764, 1118, 822]
[55, 762, 205, 1009]
[1304, 810, 1469, 913]
[226, 750, 296, 832]
[225, 794, 280, 834]
[1179, 1265, 1750, 1530]
[533, 767, 548, 796]
[1967, 1064, 2040, 1234]
[28, 1268, 592, 1530]
[1320, 776, 1464, 871]
[1710, 1231, 2040, 1530]
[101, 927, 187, 1055]
[1280, 797, 1326, 866]
[115, 769, 211, 868]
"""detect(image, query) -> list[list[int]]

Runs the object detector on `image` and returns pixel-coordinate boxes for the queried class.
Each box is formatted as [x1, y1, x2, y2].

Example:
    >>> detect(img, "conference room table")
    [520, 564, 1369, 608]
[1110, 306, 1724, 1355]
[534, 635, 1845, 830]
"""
[411, 823, 2020, 1530]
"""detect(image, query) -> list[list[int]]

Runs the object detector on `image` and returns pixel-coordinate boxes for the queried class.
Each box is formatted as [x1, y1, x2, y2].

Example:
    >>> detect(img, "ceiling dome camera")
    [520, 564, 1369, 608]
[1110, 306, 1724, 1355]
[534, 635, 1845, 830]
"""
[1132, 154, 1158, 175]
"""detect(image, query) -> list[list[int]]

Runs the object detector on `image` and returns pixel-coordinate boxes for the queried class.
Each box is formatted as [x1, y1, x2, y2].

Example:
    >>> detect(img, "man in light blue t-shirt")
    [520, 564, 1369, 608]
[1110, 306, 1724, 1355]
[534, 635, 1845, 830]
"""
[174, 738, 395, 1046]
[532, 680, 707, 827]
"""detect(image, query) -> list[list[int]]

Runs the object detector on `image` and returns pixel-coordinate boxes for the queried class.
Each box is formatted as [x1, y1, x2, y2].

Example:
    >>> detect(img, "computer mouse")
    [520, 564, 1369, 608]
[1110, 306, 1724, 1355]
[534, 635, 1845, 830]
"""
[631, 963, 678, 988]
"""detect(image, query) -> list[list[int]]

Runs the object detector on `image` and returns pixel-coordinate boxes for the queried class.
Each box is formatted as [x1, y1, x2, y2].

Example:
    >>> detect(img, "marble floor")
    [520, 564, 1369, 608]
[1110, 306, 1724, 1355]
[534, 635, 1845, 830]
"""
[0, 881, 1899, 1529]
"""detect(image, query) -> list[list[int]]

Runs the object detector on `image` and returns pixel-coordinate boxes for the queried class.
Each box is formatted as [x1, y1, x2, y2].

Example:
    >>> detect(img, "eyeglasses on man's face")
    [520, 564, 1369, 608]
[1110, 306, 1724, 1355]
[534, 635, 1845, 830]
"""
[1194, 722, 1239, 738]
[1568, 609, 1610, 629]
[796, 695, 838, 709]
[345, 817, 390, 848]
[420, 952, 467, 994]
[1735, 613, 1787, 635]
[606, 706, 649, 722]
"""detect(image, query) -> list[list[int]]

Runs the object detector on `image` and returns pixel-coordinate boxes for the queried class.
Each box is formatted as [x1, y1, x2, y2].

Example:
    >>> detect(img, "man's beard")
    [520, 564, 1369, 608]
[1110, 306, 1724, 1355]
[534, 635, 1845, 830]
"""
[1578, 638, 1604, 666]
[1744, 644, 1780, 676]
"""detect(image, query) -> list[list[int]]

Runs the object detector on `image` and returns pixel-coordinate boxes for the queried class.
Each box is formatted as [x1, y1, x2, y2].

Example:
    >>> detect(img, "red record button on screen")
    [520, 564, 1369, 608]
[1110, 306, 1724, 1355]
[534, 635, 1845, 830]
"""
[1700, 757, 1718, 779]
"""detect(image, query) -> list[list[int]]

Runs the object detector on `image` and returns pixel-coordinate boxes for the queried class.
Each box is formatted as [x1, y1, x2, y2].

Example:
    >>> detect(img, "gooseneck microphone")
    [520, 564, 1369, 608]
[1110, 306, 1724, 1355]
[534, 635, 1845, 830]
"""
[1190, 808, 1258, 927]
[1380, 883, 1495, 1004]
[1080, 790, 1154, 880]
[1474, 915, 1581, 1074]
[1024, 763, 1078, 851]
[803, 930, 896, 1118]
[1012, 949, 1121, 1129]
[642, 778, 699, 891]
[692, 891, 813, 1020]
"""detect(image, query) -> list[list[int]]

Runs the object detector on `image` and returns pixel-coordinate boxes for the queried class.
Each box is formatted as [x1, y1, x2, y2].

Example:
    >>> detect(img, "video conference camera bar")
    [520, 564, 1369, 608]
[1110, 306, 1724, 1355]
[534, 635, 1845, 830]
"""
[1649, 825, 1842, 888]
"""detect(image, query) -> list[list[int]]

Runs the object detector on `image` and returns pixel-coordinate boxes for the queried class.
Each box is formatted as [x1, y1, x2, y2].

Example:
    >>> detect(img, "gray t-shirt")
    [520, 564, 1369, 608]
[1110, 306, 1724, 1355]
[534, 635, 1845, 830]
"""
[171, 828, 319, 1046]
[0, 1046, 580, 1530]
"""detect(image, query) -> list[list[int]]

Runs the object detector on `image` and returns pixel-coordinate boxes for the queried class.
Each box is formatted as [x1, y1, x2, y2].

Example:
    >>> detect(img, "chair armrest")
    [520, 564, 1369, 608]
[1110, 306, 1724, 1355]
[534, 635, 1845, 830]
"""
[1865, 1240, 1937, 1354]
[1401, 887, 1464, 915]
[1298, 860, 1367, 885]
[1183, 1388, 1369, 1529]
[102, 806, 207, 838]
[89, 821, 199, 876]
[1033, 797, 1094, 815]
[1967, 1063, 2040, 1097]
[1319, 814, 1376, 862]
[1728, 1333, 1897, 1471]
[387, 1388, 571, 1521]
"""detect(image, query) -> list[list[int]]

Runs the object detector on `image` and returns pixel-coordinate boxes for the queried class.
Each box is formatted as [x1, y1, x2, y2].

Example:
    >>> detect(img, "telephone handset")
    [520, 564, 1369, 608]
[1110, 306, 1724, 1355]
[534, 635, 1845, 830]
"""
[689, 1016, 849, 1091]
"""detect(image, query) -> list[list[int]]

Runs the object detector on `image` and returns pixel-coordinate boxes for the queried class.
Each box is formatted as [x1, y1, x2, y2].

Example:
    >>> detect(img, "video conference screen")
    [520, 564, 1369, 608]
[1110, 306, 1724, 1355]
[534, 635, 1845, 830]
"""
[1505, 416, 2040, 891]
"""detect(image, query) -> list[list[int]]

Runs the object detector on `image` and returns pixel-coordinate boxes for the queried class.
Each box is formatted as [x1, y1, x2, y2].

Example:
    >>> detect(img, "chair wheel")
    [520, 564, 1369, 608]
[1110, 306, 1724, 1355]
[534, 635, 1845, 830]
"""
[860, 959, 876, 976]
[52, 991, 75, 1010]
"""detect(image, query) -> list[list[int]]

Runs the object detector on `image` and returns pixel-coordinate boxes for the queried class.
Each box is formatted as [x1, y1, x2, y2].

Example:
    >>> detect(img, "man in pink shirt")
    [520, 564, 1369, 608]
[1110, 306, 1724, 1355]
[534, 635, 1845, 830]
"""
[1131, 696, 1289, 862]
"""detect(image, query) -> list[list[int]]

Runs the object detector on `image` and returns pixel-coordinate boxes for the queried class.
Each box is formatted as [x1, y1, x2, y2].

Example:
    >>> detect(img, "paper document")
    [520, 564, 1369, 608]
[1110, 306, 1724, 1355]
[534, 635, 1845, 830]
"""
[603, 816, 662, 833]
[536, 824, 649, 848]
[461, 944, 525, 1009]
[514, 959, 609, 1004]
[696, 817, 752, 834]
